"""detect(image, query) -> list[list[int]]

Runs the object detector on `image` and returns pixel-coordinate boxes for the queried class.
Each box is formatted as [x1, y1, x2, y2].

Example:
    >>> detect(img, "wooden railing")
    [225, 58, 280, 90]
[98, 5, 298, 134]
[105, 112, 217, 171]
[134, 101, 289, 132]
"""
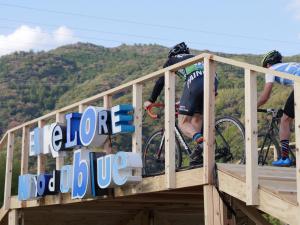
[0, 53, 299, 215]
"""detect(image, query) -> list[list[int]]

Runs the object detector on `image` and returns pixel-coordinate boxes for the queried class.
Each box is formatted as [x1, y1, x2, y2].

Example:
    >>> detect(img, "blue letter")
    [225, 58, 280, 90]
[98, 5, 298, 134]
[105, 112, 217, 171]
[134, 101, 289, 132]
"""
[65, 113, 82, 149]
[18, 174, 37, 201]
[37, 174, 51, 196]
[71, 149, 91, 199]
[97, 155, 113, 189]
[79, 106, 107, 147]
[60, 165, 73, 193]
[111, 104, 135, 134]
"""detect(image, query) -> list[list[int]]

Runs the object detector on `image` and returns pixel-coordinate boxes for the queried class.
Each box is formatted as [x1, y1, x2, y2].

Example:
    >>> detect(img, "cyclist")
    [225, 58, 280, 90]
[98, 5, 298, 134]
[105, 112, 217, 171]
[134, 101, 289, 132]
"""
[144, 42, 218, 166]
[258, 50, 300, 167]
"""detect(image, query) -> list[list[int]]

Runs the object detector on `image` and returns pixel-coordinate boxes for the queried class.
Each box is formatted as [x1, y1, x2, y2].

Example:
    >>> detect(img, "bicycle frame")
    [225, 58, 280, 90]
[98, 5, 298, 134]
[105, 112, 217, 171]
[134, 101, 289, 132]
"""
[258, 111, 296, 165]
[155, 124, 192, 160]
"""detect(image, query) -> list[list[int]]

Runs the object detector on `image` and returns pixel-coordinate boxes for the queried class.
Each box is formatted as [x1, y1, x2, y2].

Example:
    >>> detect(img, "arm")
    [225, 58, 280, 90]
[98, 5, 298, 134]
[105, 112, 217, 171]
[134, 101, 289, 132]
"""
[257, 82, 273, 108]
[148, 76, 164, 103]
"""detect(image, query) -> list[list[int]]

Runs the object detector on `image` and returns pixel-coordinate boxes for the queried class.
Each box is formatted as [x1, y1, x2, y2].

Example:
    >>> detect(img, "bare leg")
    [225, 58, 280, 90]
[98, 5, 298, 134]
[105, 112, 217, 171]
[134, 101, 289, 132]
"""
[279, 114, 293, 141]
[191, 113, 203, 133]
[178, 114, 201, 139]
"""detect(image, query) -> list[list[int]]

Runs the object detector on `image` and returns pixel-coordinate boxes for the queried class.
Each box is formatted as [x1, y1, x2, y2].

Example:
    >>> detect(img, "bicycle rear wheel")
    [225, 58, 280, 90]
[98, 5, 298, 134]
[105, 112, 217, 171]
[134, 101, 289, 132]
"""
[215, 116, 245, 164]
[142, 130, 182, 176]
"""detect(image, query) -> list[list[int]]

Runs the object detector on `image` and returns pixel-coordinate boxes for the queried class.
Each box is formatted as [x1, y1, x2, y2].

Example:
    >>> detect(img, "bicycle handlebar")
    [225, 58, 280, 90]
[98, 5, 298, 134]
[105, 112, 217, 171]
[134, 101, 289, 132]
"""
[257, 108, 283, 118]
[145, 103, 164, 119]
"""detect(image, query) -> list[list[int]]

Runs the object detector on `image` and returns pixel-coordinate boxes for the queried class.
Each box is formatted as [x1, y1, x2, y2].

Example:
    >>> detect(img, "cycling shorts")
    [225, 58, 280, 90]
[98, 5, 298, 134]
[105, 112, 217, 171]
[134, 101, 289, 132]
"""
[283, 91, 294, 118]
[178, 71, 218, 116]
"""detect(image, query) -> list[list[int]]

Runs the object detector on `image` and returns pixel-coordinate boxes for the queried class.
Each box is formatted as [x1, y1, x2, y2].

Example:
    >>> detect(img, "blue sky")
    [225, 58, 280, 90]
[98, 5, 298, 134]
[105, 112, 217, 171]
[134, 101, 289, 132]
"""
[1, 0, 300, 56]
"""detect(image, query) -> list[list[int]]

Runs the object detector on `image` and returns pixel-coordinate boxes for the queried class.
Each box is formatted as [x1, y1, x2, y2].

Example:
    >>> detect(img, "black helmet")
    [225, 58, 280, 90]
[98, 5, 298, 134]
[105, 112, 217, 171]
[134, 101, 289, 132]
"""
[261, 50, 282, 67]
[168, 42, 190, 58]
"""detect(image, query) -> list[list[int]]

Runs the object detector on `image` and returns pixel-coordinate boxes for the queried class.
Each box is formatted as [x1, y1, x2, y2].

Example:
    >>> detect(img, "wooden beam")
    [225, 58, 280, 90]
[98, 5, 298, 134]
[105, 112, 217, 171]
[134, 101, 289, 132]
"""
[294, 81, 300, 205]
[3, 132, 15, 210]
[103, 95, 113, 154]
[164, 71, 176, 189]
[6, 53, 299, 137]
[204, 185, 234, 225]
[218, 170, 299, 225]
[56, 112, 65, 170]
[0, 132, 8, 151]
[210, 54, 300, 83]
[204, 185, 214, 225]
[21, 126, 29, 175]
[37, 120, 46, 175]
[203, 57, 216, 184]
[244, 69, 258, 205]
[8, 209, 18, 225]
[234, 199, 272, 225]
[7, 54, 207, 134]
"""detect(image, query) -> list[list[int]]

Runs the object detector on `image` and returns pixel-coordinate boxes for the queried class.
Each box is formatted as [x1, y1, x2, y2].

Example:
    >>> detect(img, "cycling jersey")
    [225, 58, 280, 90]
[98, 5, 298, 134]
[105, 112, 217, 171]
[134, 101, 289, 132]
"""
[265, 62, 300, 85]
[148, 54, 218, 116]
[149, 54, 204, 103]
[265, 62, 300, 119]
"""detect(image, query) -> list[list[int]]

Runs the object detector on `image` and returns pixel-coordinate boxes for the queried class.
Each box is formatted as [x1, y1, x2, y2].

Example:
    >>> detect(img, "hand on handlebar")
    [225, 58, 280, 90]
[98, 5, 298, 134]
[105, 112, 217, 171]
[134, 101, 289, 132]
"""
[144, 100, 153, 110]
[144, 102, 165, 119]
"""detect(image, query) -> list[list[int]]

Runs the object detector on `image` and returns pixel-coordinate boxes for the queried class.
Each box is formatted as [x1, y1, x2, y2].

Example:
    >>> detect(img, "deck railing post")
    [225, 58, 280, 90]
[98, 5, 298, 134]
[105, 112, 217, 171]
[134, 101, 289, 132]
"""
[37, 120, 46, 175]
[244, 69, 258, 205]
[203, 56, 216, 225]
[132, 84, 143, 177]
[56, 112, 65, 170]
[21, 126, 29, 175]
[3, 132, 15, 210]
[103, 95, 113, 154]
[164, 71, 176, 189]
[294, 81, 300, 205]
[203, 56, 216, 184]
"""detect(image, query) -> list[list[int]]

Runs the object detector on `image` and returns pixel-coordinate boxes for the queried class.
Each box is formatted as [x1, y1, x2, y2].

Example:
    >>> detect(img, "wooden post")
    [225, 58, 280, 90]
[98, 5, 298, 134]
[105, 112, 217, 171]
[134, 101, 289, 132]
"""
[103, 95, 113, 154]
[56, 112, 65, 170]
[21, 126, 29, 175]
[132, 84, 143, 176]
[204, 186, 235, 225]
[164, 71, 176, 189]
[244, 69, 258, 205]
[204, 185, 214, 225]
[3, 132, 15, 210]
[8, 209, 18, 225]
[203, 57, 216, 184]
[37, 120, 46, 175]
[294, 81, 300, 205]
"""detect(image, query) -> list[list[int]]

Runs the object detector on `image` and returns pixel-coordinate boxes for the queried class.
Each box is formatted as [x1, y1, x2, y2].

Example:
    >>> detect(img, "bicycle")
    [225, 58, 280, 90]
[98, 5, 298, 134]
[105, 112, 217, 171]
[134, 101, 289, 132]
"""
[257, 108, 296, 166]
[142, 103, 246, 176]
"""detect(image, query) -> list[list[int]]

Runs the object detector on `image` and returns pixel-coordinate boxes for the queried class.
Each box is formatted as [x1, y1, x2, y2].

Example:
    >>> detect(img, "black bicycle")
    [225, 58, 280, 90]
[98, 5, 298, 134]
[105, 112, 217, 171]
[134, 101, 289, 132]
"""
[143, 103, 245, 176]
[257, 108, 296, 166]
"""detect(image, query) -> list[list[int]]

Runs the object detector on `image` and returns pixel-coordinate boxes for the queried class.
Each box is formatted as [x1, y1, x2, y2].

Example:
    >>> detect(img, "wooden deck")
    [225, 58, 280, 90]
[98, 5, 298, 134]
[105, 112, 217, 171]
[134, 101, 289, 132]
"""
[0, 164, 298, 225]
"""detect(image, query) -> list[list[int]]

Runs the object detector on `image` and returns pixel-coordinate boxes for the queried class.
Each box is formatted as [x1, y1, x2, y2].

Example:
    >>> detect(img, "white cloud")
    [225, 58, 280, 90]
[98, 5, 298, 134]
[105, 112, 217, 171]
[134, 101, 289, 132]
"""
[0, 25, 78, 56]
[287, 0, 300, 20]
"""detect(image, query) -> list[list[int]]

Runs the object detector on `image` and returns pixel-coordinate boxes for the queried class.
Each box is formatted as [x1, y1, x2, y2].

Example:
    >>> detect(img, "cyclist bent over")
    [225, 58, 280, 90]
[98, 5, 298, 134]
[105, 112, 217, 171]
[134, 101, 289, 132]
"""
[144, 42, 218, 165]
[258, 50, 300, 167]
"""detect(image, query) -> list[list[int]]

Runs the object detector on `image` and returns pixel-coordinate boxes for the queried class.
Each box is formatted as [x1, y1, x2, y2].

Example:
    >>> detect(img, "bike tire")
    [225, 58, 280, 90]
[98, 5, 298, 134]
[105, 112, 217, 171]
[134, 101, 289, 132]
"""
[215, 116, 245, 164]
[142, 129, 182, 176]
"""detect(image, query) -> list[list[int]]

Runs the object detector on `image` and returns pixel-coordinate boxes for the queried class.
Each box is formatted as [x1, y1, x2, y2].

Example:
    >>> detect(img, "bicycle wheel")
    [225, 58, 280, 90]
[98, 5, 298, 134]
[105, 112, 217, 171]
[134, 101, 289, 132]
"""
[142, 129, 182, 176]
[215, 116, 245, 164]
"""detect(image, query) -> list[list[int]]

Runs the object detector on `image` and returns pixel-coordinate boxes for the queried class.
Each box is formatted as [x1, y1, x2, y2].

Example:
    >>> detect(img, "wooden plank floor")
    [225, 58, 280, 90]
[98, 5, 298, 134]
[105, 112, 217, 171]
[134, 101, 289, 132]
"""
[217, 163, 297, 206]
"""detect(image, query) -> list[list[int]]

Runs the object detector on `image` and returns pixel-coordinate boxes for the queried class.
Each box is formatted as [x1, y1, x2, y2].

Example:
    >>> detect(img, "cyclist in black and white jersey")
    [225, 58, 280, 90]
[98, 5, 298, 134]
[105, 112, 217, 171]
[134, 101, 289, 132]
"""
[258, 50, 300, 167]
[144, 42, 218, 165]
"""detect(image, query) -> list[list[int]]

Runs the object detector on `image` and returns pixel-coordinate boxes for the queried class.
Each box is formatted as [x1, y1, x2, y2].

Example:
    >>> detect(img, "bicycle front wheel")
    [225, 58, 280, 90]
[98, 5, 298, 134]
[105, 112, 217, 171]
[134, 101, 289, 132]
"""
[142, 130, 182, 176]
[215, 116, 245, 164]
